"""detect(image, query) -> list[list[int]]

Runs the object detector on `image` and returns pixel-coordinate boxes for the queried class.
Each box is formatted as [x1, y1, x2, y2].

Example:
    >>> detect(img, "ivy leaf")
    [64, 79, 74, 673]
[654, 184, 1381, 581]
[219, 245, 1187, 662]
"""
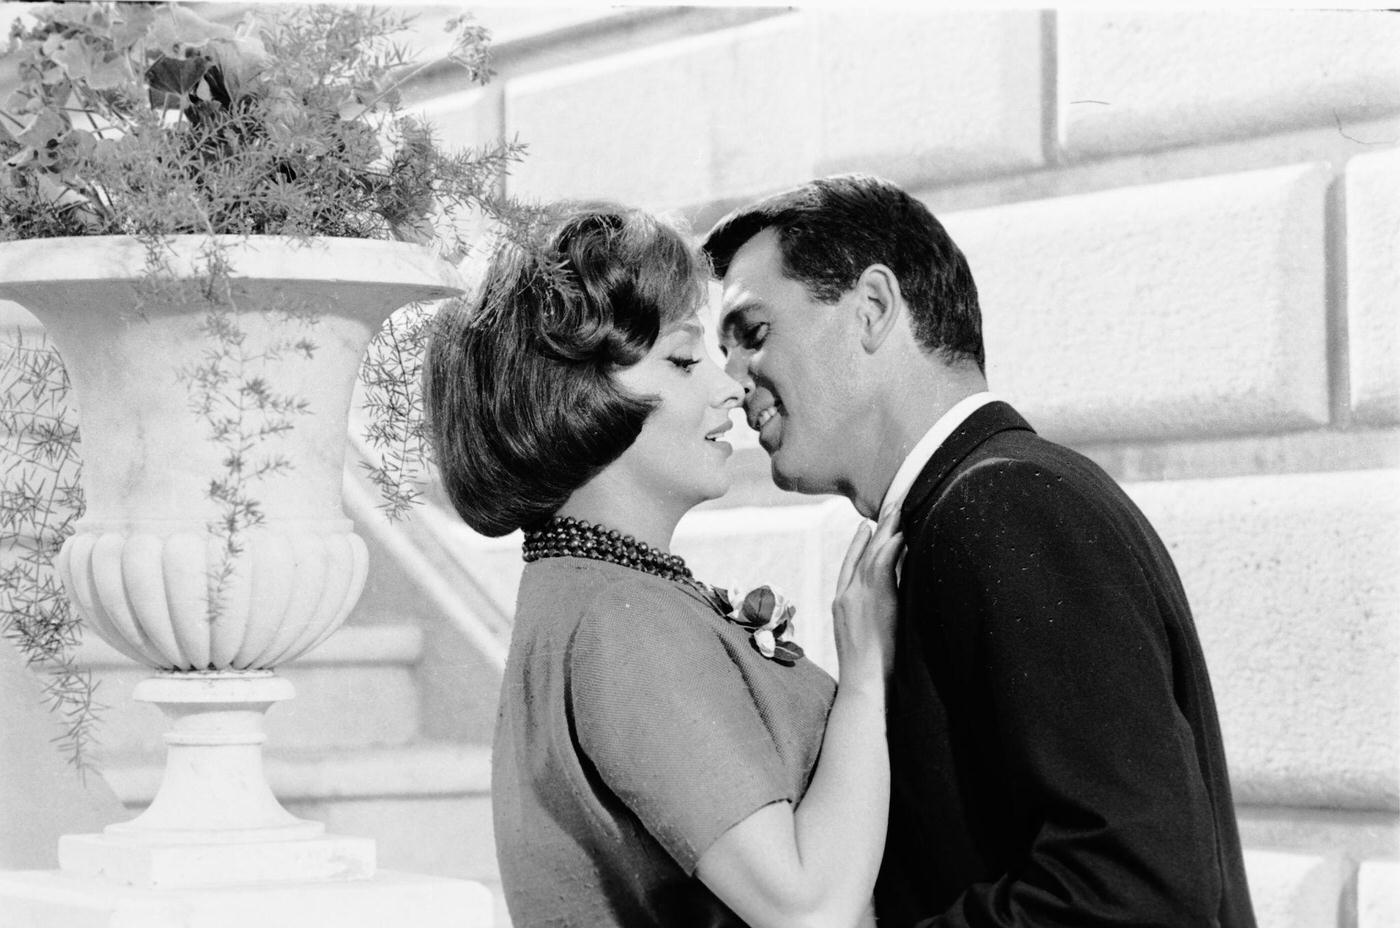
[109, 4, 158, 53]
[49, 38, 97, 84]
[45, 36, 130, 92]
[4, 146, 36, 168]
[145, 54, 209, 111]
[14, 107, 65, 151]
[145, 5, 230, 54]
[87, 51, 134, 91]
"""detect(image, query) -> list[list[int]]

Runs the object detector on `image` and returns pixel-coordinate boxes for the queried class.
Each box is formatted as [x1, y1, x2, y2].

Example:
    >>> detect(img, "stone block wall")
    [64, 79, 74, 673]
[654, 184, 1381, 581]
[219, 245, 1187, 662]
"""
[414, 7, 1399, 925]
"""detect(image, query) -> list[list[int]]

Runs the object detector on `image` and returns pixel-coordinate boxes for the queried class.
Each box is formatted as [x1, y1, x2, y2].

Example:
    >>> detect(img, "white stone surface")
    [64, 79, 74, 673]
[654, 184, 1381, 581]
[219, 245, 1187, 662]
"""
[416, 87, 498, 155]
[1060, 11, 1400, 156]
[941, 162, 1331, 443]
[1358, 858, 1400, 928]
[303, 796, 506, 928]
[811, 10, 1043, 184]
[1241, 849, 1349, 928]
[0, 869, 491, 928]
[382, 6, 624, 65]
[59, 831, 375, 890]
[0, 642, 125, 870]
[0, 298, 39, 331]
[1347, 147, 1400, 425]
[105, 742, 491, 807]
[505, 15, 816, 209]
[1128, 468, 1400, 810]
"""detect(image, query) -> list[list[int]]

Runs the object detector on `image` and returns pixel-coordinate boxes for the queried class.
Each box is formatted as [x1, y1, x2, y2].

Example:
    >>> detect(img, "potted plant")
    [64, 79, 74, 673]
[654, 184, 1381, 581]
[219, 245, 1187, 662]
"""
[0, 1, 531, 890]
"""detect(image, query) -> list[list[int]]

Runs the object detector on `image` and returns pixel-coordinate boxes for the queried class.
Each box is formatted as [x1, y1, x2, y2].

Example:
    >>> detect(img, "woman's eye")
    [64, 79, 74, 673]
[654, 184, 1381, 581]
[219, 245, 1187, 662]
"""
[669, 356, 702, 372]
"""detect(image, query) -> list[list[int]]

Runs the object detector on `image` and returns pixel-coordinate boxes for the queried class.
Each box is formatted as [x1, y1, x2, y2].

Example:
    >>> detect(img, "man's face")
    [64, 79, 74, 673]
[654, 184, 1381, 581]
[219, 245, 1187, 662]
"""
[717, 229, 861, 495]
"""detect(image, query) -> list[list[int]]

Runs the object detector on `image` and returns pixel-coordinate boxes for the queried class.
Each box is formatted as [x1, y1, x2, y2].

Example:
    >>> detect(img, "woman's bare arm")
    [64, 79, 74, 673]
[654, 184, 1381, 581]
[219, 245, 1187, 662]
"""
[695, 515, 902, 928]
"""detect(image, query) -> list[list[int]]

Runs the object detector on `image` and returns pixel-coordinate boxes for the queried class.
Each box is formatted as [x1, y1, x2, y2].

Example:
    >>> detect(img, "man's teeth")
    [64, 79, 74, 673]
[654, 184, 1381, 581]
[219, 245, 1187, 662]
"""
[755, 407, 777, 429]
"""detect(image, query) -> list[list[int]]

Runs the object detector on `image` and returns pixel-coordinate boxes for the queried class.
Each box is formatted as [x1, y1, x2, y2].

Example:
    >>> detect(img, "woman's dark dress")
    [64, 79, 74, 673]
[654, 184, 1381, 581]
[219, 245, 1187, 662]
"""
[492, 557, 836, 927]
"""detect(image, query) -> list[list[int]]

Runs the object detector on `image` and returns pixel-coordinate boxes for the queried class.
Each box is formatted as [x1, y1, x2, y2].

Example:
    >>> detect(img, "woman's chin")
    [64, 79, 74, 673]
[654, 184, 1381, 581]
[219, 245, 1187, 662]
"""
[676, 469, 733, 510]
[699, 469, 734, 505]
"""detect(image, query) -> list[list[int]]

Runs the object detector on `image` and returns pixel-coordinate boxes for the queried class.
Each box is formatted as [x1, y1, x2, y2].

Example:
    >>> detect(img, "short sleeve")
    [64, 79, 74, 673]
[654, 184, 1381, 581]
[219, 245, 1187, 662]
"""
[569, 582, 791, 873]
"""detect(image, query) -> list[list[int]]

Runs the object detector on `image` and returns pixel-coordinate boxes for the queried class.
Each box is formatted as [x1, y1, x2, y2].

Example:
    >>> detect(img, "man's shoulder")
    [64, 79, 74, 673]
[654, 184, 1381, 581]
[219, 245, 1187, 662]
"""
[907, 429, 1132, 540]
[945, 428, 1112, 494]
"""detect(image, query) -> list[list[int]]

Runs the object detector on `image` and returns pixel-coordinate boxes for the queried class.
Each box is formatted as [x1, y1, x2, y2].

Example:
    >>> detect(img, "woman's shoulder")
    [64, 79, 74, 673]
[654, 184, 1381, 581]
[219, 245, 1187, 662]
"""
[518, 558, 715, 633]
[577, 565, 718, 641]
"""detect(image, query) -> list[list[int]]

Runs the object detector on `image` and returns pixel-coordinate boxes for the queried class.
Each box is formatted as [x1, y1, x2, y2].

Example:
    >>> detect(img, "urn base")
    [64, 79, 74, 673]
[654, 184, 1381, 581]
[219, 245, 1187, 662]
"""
[57, 831, 376, 890]
[0, 869, 492, 928]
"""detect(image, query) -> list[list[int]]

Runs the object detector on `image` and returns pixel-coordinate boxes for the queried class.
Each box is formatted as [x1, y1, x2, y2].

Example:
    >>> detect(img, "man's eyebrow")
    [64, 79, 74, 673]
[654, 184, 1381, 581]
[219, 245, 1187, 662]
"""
[718, 300, 759, 334]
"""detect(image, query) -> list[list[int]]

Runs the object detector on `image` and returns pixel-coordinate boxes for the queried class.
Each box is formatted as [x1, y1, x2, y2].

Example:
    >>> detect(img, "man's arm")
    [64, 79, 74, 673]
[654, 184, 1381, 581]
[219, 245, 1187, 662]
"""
[915, 458, 1227, 928]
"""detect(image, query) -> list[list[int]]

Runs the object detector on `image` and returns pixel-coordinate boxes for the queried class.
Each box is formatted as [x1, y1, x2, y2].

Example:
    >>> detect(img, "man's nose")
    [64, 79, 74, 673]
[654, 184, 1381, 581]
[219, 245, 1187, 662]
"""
[724, 353, 754, 397]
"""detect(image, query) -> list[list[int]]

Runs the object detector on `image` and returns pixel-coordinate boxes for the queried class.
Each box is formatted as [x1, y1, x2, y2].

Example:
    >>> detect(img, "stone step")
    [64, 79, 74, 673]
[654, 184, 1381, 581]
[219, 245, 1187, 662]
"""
[101, 740, 508, 926]
[77, 624, 425, 758]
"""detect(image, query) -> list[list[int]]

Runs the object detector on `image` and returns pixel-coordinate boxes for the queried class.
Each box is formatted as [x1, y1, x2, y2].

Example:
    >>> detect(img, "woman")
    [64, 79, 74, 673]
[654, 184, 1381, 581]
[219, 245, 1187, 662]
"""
[424, 204, 902, 928]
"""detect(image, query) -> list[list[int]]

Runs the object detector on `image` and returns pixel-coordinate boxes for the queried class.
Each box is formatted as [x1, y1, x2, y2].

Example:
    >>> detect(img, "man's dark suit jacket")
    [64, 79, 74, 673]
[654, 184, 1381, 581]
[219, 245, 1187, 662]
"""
[874, 401, 1256, 928]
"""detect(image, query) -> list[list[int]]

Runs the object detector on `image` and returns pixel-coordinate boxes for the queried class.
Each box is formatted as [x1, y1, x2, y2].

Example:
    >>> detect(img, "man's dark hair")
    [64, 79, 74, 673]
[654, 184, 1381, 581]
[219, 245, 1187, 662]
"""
[424, 204, 706, 536]
[703, 173, 984, 372]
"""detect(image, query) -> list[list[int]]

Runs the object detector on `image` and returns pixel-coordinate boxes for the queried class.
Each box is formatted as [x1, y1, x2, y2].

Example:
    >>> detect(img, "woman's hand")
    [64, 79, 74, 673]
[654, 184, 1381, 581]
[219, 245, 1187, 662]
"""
[832, 512, 903, 686]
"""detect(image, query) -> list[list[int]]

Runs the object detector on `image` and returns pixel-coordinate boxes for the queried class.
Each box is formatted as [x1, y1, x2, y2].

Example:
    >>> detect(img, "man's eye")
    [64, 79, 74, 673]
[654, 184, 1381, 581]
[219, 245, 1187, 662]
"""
[669, 356, 702, 372]
[740, 322, 769, 349]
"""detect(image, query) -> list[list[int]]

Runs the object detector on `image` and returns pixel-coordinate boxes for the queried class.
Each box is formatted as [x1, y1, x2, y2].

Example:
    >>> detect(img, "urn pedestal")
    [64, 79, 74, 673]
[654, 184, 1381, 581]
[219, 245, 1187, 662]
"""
[0, 236, 492, 927]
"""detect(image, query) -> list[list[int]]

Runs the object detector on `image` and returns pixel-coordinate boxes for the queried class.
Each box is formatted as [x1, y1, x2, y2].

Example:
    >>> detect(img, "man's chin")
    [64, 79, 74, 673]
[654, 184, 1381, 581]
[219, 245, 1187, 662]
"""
[768, 451, 825, 496]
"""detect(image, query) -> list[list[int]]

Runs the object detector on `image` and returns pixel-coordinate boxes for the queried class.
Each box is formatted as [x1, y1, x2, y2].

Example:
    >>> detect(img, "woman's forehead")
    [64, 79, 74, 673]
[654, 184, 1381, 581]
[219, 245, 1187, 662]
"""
[659, 313, 705, 340]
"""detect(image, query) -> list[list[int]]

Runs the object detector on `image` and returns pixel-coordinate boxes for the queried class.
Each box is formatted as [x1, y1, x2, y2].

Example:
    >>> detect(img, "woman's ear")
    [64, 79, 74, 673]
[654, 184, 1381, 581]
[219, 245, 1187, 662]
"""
[853, 264, 903, 354]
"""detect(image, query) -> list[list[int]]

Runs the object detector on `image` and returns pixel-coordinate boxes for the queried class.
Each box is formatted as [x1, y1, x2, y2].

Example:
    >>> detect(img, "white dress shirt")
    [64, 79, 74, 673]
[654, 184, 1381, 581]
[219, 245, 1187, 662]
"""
[877, 391, 1001, 526]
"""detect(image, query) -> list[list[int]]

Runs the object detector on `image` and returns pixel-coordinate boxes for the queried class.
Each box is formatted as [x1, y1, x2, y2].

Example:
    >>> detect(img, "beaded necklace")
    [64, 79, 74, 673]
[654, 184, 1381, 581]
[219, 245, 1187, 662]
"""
[522, 515, 805, 665]
[522, 516, 694, 584]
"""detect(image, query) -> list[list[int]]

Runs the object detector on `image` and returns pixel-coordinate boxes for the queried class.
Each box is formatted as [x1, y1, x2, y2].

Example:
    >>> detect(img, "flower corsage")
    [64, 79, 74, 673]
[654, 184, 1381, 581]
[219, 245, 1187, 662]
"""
[710, 585, 805, 665]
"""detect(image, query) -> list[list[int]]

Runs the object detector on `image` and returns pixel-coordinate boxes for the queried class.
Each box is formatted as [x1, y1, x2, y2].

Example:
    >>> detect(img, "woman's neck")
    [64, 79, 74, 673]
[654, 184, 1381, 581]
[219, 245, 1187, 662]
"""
[555, 485, 685, 553]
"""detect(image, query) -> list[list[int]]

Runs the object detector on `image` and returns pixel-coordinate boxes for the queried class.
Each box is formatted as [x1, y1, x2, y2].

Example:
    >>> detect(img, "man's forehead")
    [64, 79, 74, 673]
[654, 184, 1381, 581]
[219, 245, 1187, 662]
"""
[717, 290, 761, 331]
[723, 228, 783, 279]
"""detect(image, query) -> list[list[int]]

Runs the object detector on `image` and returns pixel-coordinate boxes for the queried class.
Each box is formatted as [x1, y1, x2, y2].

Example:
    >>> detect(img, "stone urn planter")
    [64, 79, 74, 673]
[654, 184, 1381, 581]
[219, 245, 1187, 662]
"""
[0, 235, 463, 889]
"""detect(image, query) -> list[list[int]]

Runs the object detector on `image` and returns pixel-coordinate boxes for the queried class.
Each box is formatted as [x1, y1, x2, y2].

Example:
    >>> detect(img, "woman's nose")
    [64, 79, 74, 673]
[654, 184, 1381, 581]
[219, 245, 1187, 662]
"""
[723, 354, 754, 397]
[712, 363, 745, 408]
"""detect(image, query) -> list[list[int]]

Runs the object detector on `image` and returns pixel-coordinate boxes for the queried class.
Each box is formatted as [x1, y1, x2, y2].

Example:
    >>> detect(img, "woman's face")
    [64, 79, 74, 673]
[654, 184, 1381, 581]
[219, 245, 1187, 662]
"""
[610, 314, 744, 512]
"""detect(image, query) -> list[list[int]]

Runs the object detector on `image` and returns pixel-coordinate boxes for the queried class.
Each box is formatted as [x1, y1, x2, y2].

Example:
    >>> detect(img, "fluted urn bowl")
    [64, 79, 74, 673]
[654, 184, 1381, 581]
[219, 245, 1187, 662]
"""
[0, 235, 463, 672]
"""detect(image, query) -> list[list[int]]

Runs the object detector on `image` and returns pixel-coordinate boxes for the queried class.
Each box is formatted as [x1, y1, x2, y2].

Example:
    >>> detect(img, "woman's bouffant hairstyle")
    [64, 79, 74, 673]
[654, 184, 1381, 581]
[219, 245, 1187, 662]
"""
[424, 205, 708, 537]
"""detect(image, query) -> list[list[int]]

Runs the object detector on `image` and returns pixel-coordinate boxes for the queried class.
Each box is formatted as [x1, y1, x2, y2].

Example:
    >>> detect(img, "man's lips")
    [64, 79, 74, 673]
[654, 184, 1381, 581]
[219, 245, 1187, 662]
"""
[752, 406, 777, 431]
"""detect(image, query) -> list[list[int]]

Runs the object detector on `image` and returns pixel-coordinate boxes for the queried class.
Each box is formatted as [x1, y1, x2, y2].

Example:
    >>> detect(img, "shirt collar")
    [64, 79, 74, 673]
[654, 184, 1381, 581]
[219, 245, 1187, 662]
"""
[877, 391, 999, 524]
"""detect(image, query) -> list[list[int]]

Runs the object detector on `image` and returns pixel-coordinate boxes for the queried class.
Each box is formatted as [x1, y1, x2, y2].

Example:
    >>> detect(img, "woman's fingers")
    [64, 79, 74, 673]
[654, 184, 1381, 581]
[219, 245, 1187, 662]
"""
[869, 513, 902, 562]
[875, 530, 905, 571]
[836, 520, 873, 593]
[854, 513, 903, 581]
[872, 509, 901, 545]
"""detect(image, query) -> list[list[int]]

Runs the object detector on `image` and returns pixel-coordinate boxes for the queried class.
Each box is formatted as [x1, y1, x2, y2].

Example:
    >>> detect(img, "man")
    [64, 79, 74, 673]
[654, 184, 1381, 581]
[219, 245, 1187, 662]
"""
[703, 174, 1256, 928]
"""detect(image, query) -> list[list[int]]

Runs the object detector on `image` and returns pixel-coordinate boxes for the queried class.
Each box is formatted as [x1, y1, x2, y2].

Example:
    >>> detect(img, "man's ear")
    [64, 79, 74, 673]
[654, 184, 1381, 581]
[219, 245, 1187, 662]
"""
[853, 264, 903, 354]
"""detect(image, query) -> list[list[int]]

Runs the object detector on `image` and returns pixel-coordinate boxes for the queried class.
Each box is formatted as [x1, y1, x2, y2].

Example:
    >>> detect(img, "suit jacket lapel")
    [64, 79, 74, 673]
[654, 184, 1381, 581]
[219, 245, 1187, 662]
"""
[900, 401, 1035, 526]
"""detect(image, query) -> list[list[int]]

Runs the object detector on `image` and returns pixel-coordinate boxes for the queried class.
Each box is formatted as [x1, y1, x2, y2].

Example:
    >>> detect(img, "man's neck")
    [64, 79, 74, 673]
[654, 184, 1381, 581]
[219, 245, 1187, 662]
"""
[847, 366, 988, 520]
